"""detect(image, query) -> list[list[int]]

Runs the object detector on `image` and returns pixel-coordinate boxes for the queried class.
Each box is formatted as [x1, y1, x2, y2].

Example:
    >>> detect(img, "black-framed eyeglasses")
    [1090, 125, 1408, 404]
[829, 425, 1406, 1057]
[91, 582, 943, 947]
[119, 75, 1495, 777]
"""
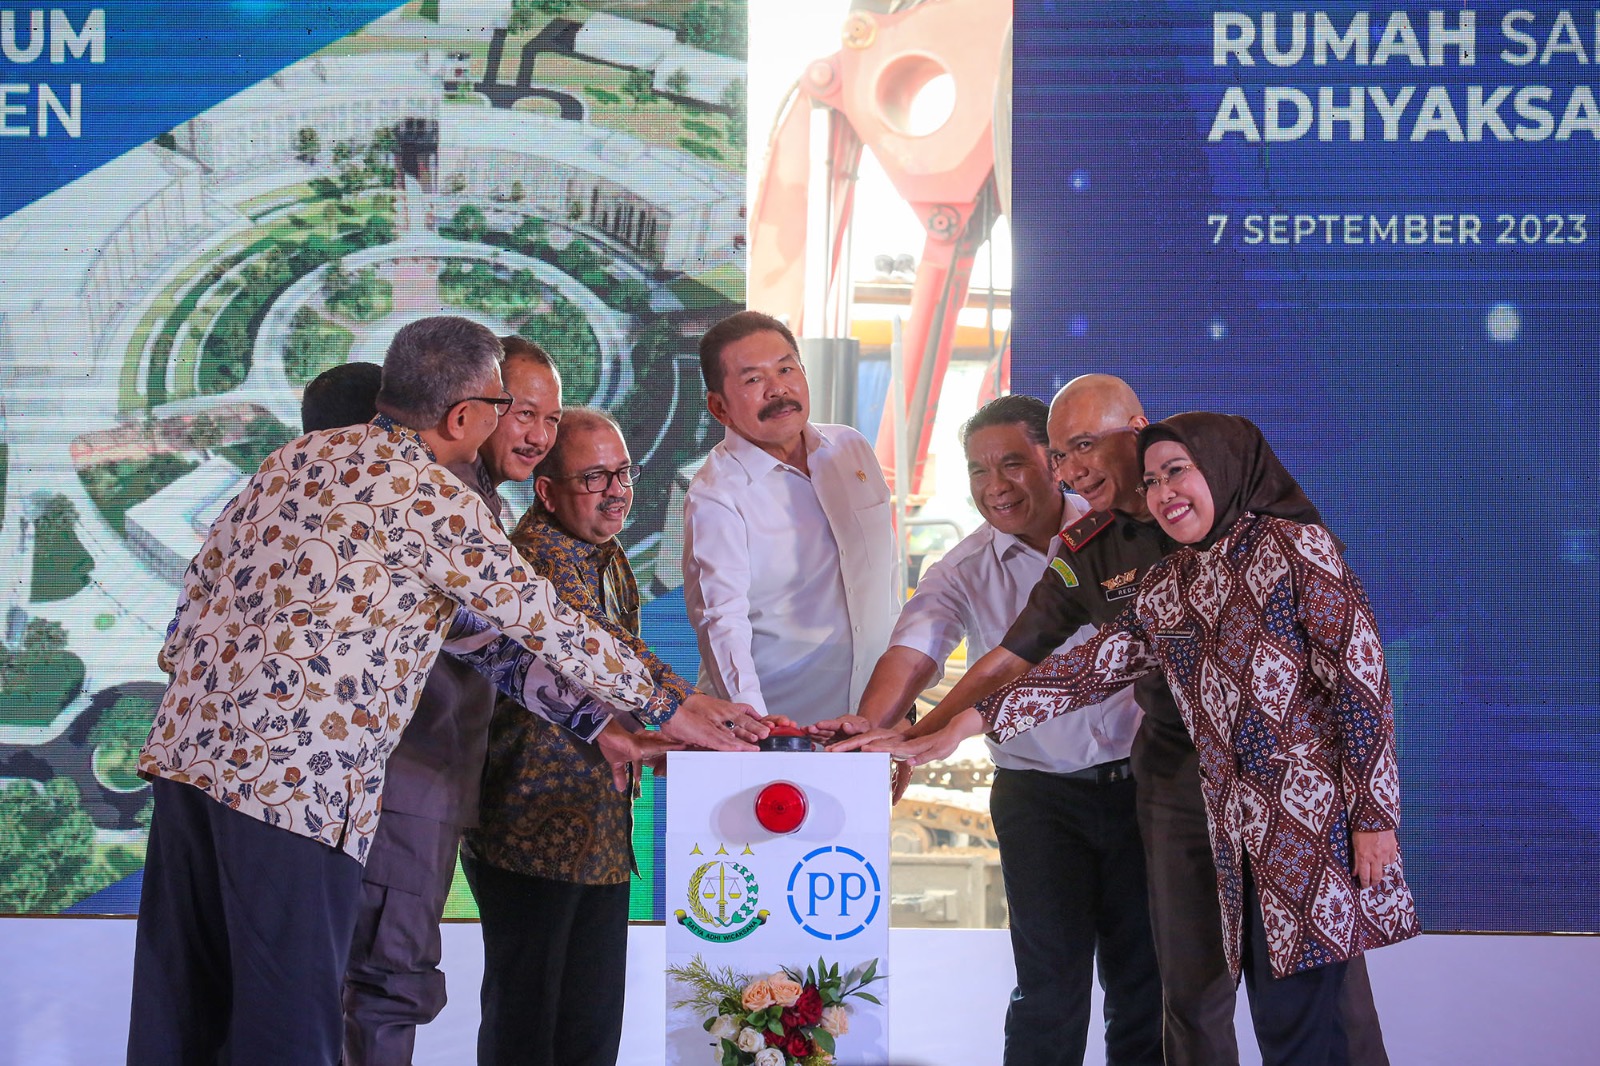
[452, 391, 514, 417]
[559, 464, 643, 494]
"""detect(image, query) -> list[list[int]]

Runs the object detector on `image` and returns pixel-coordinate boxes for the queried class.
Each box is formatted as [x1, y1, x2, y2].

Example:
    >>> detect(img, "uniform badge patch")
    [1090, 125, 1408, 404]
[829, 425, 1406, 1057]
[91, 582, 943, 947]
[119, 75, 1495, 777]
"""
[1050, 558, 1079, 588]
[1101, 569, 1139, 601]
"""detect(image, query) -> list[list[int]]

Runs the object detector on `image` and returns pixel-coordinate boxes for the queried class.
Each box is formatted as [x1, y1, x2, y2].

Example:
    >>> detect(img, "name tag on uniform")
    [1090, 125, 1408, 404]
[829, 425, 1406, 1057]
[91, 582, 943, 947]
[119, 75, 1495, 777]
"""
[1100, 569, 1138, 602]
[1153, 627, 1197, 640]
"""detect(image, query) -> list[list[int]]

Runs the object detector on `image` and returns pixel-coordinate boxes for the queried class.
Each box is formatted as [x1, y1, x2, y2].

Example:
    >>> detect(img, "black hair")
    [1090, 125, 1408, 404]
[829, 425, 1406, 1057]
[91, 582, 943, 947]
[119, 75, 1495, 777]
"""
[697, 310, 797, 393]
[958, 394, 1049, 450]
[301, 362, 382, 432]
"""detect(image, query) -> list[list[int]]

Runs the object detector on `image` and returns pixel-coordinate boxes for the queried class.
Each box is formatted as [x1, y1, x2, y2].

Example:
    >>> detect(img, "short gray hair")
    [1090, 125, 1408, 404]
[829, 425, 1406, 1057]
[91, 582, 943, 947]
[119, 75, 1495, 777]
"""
[378, 316, 504, 426]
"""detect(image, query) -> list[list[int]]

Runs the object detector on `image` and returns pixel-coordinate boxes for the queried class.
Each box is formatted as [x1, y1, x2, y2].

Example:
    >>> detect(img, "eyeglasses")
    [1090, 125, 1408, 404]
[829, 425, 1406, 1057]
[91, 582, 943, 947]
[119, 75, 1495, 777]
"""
[558, 464, 643, 494]
[1140, 461, 1198, 495]
[1047, 425, 1137, 470]
[452, 391, 514, 417]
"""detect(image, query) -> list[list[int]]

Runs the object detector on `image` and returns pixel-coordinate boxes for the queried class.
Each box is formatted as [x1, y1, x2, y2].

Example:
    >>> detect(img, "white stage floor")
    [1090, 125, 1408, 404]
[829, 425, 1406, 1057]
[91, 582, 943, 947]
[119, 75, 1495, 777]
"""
[1, 921, 1595, 1064]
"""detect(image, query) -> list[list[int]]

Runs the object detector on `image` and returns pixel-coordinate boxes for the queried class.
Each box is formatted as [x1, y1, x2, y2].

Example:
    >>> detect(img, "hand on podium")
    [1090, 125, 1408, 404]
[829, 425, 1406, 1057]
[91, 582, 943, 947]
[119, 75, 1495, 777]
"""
[659, 694, 767, 751]
[807, 713, 874, 740]
[594, 719, 684, 794]
[828, 706, 987, 767]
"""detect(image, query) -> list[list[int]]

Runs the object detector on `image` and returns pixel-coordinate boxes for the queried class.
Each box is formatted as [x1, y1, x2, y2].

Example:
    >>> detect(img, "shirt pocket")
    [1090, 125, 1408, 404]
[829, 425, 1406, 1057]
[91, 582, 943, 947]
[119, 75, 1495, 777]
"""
[853, 499, 894, 581]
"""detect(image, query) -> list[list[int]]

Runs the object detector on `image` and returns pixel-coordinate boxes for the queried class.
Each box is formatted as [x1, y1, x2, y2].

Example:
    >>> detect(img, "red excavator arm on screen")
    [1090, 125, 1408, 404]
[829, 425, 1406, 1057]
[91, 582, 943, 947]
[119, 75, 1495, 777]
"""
[748, 0, 1011, 495]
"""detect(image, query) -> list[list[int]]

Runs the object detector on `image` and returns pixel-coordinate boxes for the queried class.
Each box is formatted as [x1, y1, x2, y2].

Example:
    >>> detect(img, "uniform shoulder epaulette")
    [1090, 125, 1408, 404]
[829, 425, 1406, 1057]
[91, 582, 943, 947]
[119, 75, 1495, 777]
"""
[1058, 510, 1114, 553]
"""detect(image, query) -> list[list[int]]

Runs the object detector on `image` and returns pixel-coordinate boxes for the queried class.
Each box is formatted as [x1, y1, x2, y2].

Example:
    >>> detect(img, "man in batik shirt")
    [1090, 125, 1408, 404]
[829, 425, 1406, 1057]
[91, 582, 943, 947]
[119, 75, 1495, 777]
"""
[127, 317, 761, 1066]
[464, 407, 691, 1066]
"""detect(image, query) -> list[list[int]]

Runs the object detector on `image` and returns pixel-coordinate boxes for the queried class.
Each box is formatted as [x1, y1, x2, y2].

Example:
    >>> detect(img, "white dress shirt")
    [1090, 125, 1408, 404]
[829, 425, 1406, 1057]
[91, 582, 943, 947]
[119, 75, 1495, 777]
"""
[889, 494, 1142, 773]
[682, 422, 900, 724]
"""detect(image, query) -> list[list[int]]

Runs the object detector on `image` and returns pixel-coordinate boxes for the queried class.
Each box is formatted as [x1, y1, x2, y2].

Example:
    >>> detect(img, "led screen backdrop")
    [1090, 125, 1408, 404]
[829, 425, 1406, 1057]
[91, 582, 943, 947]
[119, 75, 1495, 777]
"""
[0, 0, 747, 920]
[1012, 2, 1599, 931]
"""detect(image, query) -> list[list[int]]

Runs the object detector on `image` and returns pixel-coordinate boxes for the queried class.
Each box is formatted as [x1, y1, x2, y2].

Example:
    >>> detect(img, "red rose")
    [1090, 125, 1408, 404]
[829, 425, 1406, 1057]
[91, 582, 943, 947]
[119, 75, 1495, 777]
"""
[795, 985, 824, 1027]
[764, 1028, 784, 1047]
[782, 1031, 812, 1058]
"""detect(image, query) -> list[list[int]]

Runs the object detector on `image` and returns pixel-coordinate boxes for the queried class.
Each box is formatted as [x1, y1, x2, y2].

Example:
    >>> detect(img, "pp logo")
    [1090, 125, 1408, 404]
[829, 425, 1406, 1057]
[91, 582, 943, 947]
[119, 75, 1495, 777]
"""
[786, 845, 882, 941]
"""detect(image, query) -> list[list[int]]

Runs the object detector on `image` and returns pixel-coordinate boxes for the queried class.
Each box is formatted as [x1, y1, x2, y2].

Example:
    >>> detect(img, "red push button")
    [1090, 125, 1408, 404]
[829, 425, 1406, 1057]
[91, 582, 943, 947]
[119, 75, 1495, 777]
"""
[754, 781, 808, 834]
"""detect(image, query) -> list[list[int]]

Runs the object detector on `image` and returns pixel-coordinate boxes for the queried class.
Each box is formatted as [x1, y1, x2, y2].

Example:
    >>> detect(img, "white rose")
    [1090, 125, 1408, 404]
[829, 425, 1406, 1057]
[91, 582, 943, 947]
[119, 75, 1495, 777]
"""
[754, 1048, 785, 1066]
[820, 1004, 850, 1036]
[709, 1015, 739, 1041]
[736, 1027, 765, 1053]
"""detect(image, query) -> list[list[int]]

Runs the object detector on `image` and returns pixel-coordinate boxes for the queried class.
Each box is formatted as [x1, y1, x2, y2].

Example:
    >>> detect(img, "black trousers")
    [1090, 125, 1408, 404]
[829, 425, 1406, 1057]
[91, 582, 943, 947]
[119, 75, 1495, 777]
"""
[127, 777, 363, 1066]
[990, 767, 1163, 1066]
[463, 855, 630, 1066]
[1131, 716, 1389, 1066]
[1241, 864, 1348, 1066]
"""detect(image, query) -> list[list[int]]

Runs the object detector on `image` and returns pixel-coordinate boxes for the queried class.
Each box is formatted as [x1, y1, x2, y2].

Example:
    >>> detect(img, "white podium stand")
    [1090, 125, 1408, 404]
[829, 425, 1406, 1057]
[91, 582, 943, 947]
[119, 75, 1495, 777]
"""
[665, 750, 891, 1065]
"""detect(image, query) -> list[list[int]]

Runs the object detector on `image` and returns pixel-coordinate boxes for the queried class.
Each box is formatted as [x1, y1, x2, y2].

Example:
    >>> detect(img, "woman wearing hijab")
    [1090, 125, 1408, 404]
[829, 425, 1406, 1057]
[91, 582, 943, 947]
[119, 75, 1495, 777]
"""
[857, 412, 1419, 1065]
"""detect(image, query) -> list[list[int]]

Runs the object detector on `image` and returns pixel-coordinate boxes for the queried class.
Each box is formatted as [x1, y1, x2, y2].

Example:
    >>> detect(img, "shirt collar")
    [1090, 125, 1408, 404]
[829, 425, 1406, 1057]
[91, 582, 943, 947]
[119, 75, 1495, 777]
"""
[721, 421, 830, 481]
[988, 525, 1047, 564]
[986, 488, 1071, 565]
[524, 506, 619, 564]
[371, 413, 436, 462]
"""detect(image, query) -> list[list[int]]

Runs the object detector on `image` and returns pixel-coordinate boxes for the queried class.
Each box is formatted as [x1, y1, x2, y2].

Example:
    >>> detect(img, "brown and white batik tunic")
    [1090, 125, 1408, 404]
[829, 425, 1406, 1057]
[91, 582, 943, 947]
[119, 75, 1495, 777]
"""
[982, 513, 1420, 979]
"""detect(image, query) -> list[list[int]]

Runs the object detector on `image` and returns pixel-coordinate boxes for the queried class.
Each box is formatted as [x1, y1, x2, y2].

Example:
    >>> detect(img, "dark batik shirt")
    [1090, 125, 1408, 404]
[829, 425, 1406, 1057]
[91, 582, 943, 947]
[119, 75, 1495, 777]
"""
[464, 508, 694, 885]
[1001, 508, 1186, 729]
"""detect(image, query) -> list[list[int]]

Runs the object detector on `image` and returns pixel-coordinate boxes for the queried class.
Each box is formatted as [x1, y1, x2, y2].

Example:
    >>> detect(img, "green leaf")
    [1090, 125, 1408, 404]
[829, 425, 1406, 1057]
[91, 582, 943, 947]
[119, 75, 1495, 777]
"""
[854, 992, 882, 1005]
[703, 1016, 716, 1032]
[812, 1028, 837, 1055]
[720, 1039, 740, 1066]
[860, 958, 878, 985]
[767, 1017, 785, 1036]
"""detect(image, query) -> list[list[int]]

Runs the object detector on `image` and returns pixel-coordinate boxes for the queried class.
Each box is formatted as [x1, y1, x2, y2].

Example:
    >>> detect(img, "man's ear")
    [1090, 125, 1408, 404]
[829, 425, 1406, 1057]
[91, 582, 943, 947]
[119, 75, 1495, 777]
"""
[437, 400, 470, 442]
[706, 391, 729, 427]
[1130, 414, 1150, 431]
[534, 474, 556, 512]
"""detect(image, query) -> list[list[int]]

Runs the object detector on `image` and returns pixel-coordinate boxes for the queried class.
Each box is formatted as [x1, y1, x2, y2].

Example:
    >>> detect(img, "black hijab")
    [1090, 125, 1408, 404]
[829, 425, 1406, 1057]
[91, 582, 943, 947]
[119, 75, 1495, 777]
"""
[1137, 412, 1332, 552]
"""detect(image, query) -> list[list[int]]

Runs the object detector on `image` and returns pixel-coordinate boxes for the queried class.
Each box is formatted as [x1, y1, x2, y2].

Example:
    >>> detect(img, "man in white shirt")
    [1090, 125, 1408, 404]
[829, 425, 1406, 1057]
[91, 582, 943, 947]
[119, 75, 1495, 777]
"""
[681, 310, 900, 725]
[836, 395, 1161, 1066]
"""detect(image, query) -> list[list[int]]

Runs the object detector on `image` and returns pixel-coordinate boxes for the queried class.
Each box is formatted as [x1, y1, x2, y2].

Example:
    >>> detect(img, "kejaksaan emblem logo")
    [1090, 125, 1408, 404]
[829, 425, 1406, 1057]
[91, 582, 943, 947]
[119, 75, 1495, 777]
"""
[786, 846, 882, 941]
[676, 857, 768, 943]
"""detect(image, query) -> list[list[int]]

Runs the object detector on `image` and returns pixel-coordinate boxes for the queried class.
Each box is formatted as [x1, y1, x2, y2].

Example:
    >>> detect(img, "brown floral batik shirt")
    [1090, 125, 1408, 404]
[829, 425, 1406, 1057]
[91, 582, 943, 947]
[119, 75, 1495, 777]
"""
[139, 418, 657, 862]
[466, 508, 694, 885]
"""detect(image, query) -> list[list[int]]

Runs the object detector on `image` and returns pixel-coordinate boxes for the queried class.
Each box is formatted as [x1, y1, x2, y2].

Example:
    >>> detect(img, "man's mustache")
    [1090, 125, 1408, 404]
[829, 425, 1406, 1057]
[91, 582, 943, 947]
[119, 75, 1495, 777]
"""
[759, 398, 802, 421]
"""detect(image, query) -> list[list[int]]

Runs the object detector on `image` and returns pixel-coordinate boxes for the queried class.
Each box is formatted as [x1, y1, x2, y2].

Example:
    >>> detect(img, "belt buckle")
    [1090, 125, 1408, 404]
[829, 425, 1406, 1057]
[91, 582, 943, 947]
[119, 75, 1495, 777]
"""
[1099, 760, 1130, 785]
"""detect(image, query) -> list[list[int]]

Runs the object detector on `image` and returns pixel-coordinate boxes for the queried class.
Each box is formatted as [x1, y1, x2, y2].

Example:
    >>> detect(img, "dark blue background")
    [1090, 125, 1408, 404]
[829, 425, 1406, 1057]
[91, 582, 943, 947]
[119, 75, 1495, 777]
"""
[1012, 1, 1600, 932]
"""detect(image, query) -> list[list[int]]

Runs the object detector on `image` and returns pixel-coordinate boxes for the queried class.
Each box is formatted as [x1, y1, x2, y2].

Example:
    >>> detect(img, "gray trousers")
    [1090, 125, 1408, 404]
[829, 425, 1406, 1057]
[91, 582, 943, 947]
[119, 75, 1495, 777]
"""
[342, 809, 463, 1066]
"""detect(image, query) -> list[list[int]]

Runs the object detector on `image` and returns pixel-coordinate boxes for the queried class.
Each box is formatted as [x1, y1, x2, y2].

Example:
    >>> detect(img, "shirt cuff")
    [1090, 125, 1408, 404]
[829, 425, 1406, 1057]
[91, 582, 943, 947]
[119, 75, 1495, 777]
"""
[727, 689, 768, 719]
[441, 609, 501, 654]
[564, 696, 611, 744]
[633, 687, 684, 727]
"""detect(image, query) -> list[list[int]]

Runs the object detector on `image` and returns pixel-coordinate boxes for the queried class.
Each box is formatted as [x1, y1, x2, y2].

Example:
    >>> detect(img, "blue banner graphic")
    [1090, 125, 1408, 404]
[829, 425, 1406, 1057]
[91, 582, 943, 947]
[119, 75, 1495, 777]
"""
[1014, 1, 1599, 932]
[0, 1, 404, 219]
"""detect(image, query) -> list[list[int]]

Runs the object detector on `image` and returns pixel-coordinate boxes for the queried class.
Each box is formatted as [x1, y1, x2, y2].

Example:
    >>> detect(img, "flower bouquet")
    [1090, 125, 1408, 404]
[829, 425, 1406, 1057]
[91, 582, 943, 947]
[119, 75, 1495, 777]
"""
[668, 953, 885, 1065]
